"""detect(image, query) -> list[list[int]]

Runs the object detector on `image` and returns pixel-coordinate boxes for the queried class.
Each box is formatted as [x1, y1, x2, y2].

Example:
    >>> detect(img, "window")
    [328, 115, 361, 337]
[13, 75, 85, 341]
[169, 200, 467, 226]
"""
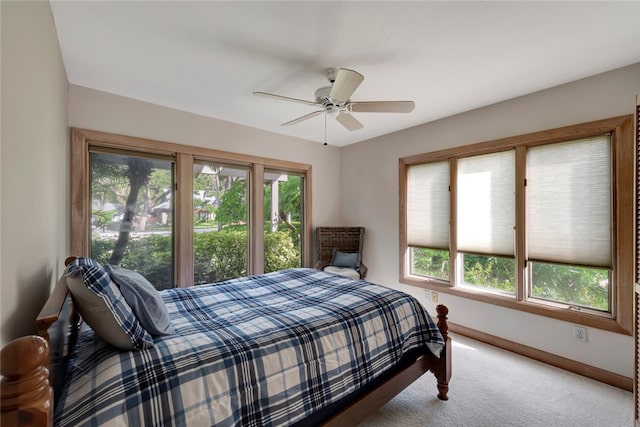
[193, 161, 249, 284]
[406, 161, 450, 281]
[457, 151, 515, 295]
[526, 136, 612, 312]
[90, 149, 175, 290]
[263, 170, 304, 273]
[71, 128, 312, 289]
[400, 116, 634, 334]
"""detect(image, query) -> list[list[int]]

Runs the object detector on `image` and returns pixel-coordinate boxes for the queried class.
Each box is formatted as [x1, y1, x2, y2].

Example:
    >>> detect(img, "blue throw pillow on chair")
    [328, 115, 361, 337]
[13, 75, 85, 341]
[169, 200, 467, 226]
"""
[331, 249, 361, 269]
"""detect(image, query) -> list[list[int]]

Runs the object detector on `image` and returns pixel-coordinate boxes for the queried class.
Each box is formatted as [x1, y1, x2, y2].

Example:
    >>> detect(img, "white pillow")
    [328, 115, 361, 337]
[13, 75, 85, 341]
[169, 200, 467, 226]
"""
[323, 265, 361, 280]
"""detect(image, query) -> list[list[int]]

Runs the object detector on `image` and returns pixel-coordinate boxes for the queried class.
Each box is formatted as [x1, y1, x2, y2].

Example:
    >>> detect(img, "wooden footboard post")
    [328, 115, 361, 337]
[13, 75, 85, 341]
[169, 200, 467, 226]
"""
[435, 304, 452, 401]
[1, 336, 52, 427]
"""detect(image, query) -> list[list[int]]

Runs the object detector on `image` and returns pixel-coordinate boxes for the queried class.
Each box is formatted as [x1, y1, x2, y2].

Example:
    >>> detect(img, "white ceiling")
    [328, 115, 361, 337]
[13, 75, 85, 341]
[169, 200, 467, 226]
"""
[49, 1, 640, 147]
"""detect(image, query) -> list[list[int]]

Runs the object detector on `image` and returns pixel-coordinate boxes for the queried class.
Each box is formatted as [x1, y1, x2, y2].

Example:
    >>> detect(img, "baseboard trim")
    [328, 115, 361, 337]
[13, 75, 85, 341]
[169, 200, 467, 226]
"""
[449, 322, 632, 392]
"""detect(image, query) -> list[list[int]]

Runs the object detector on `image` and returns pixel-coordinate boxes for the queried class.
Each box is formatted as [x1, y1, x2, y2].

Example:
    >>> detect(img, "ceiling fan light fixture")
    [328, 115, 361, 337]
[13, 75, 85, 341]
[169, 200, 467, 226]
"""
[325, 105, 343, 118]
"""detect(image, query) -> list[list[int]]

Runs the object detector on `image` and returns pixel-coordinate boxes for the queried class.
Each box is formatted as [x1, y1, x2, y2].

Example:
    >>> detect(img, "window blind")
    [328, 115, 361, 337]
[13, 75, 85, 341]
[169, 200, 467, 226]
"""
[527, 135, 612, 268]
[457, 150, 515, 256]
[406, 161, 449, 249]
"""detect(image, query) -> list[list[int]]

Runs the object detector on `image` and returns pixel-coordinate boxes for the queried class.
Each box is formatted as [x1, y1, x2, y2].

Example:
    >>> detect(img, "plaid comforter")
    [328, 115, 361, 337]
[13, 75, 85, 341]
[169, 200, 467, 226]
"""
[54, 268, 444, 427]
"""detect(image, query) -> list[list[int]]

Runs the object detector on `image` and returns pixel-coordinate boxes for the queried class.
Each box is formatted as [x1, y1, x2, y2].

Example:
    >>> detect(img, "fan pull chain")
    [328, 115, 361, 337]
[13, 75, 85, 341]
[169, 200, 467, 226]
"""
[323, 111, 328, 146]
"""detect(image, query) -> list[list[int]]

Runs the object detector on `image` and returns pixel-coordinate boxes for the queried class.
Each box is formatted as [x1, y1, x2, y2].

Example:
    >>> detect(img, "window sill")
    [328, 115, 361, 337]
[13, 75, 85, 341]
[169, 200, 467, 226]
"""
[401, 275, 631, 335]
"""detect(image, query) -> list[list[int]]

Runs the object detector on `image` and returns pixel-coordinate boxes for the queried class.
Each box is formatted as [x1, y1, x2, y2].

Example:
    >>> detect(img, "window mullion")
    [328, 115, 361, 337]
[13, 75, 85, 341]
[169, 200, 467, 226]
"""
[250, 164, 265, 275]
[515, 146, 526, 302]
[175, 153, 193, 287]
[449, 158, 458, 287]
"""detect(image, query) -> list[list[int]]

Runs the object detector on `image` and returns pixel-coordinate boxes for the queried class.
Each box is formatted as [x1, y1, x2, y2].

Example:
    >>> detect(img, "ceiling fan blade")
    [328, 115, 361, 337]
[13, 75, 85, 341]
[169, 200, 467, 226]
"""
[253, 91, 318, 107]
[329, 68, 364, 103]
[349, 101, 415, 113]
[335, 111, 364, 131]
[281, 110, 324, 126]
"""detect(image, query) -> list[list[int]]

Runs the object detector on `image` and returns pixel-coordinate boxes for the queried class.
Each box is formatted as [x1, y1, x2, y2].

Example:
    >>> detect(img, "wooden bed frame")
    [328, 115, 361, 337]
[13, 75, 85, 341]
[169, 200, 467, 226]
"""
[1, 274, 452, 426]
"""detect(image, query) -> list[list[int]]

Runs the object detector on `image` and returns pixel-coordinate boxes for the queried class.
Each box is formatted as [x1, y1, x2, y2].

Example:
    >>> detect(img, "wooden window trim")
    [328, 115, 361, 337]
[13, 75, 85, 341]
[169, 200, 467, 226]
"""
[70, 127, 313, 286]
[175, 153, 193, 287]
[399, 115, 634, 335]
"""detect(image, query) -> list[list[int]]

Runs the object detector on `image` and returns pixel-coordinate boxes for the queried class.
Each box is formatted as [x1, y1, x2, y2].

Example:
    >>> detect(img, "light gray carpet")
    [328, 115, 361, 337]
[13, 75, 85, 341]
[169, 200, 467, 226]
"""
[359, 334, 633, 427]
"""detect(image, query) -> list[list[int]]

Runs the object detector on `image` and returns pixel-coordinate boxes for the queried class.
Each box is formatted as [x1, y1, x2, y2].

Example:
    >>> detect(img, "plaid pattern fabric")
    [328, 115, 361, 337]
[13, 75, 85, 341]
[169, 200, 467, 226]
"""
[54, 268, 444, 427]
[67, 257, 154, 349]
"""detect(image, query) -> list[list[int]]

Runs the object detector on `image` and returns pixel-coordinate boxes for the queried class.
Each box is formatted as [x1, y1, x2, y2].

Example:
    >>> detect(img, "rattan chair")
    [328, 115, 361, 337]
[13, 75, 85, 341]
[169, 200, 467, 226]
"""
[314, 226, 367, 279]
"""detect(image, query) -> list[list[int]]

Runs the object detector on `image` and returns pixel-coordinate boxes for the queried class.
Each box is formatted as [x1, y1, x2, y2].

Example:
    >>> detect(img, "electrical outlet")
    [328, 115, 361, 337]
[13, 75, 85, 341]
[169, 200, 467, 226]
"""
[431, 291, 439, 303]
[574, 326, 587, 343]
[424, 290, 431, 301]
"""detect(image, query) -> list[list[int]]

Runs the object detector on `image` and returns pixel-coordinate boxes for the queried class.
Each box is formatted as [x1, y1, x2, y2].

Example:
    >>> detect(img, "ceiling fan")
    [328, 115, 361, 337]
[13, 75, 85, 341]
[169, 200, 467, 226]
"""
[253, 68, 415, 132]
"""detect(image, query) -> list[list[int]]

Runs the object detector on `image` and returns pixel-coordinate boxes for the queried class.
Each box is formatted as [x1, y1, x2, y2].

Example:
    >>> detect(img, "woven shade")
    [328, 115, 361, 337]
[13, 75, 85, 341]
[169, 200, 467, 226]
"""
[527, 135, 611, 268]
[406, 162, 450, 249]
[457, 150, 515, 257]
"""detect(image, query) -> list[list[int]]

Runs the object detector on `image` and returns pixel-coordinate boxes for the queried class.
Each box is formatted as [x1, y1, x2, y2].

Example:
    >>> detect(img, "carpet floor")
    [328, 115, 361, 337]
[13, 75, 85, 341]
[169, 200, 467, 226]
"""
[359, 334, 633, 427]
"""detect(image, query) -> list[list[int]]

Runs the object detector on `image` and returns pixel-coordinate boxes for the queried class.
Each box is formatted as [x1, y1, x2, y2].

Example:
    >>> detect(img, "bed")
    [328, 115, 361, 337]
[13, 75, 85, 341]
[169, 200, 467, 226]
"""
[2, 258, 452, 426]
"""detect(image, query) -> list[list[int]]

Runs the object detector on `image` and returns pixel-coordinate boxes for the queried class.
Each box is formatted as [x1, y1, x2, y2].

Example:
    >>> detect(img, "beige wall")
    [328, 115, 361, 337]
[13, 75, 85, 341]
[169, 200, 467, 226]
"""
[341, 63, 640, 378]
[1, 0, 69, 349]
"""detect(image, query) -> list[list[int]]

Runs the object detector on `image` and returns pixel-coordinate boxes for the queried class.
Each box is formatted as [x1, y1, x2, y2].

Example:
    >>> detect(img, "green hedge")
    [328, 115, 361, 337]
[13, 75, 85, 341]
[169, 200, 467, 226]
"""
[92, 234, 174, 290]
[92, 230, 300, 289]
[412, 248, 608, 310]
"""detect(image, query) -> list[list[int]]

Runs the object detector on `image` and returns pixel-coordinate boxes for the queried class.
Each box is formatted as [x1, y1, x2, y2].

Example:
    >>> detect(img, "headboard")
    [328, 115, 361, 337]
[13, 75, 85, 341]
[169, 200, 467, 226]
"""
[35, 257, 81, 400]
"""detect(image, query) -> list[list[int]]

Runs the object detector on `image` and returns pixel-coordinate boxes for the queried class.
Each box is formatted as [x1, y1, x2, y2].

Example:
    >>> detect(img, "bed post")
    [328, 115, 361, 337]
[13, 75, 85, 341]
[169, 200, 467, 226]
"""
[1, 335, 52, 427]
[435, 304, 452, 401]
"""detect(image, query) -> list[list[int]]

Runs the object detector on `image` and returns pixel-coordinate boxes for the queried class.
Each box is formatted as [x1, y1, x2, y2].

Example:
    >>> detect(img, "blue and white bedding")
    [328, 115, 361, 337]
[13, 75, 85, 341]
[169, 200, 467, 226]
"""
[54, 268, 445, 427]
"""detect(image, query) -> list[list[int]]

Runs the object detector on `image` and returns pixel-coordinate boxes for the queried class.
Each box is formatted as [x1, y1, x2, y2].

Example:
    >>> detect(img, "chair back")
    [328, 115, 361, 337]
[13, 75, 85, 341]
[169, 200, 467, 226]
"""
[315, 226, 365, 269]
